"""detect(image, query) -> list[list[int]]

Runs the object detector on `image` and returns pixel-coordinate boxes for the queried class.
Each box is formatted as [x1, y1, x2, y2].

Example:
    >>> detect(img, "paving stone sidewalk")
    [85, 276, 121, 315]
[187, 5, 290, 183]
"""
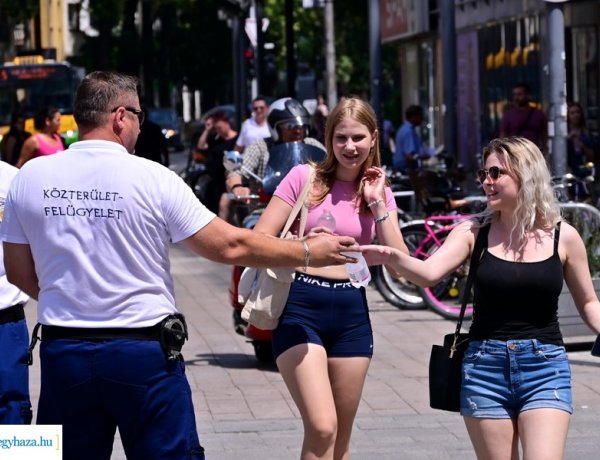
[25, 243, 600, 459]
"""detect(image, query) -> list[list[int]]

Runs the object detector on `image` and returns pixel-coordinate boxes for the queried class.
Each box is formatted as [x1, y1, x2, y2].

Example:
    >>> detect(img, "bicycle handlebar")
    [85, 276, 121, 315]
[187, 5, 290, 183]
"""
[227, 193, 260, 201]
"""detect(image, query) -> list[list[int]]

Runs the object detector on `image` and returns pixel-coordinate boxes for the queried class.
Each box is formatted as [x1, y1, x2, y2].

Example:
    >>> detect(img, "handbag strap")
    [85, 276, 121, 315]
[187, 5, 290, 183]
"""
[280, 165, 315, 239]
[451, 222, 490, 351]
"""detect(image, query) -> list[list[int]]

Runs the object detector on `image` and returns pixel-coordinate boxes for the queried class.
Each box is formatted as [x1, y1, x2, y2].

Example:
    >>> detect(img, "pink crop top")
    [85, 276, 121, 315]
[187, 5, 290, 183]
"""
[274, 164, 396, 245]
[34, 133, 64, 157]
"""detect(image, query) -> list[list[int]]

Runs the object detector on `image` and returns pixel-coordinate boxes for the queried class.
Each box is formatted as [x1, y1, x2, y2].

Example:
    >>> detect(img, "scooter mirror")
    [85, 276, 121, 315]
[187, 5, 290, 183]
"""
[223, 150, 243, 172]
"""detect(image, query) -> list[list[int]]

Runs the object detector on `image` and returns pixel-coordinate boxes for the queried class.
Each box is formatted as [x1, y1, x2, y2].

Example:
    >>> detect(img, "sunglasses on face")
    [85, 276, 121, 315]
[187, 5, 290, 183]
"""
[477, 166, 507, 183]
[111, 106, 145, 125]
[253, 105, 266, 111]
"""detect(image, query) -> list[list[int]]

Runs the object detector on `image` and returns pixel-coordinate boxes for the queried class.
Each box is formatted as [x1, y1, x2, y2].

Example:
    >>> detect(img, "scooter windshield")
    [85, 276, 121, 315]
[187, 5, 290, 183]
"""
[262, 142, 325, 195]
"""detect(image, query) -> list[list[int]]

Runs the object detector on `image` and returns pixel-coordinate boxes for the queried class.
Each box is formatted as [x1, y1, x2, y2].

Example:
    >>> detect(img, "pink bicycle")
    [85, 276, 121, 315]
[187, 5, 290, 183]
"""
[375, 195, 486, 317]
[405, 214, 477, 319]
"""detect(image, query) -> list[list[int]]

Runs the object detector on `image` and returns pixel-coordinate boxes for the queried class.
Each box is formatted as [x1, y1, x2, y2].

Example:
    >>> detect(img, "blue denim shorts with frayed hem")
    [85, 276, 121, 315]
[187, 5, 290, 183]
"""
[460, 339, 573, 419]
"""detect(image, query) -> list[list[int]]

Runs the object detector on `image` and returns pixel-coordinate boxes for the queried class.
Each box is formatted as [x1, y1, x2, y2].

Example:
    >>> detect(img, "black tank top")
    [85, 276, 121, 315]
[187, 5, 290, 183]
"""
[469, 222, 564, 345]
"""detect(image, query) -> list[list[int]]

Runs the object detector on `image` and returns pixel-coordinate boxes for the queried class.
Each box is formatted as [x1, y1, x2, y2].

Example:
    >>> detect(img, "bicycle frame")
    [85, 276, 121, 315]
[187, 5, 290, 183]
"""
[412, 214, 473, 257]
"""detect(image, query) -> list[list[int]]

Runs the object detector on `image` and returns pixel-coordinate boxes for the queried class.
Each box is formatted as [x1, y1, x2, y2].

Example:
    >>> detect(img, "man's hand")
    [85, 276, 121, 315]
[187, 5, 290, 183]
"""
[231, 186, 251, 200]
[305, 233, 358, 267]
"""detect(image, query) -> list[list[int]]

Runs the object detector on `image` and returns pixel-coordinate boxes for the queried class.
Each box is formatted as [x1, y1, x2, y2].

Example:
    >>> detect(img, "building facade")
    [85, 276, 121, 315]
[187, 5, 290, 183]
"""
[381, 0, 600, 172]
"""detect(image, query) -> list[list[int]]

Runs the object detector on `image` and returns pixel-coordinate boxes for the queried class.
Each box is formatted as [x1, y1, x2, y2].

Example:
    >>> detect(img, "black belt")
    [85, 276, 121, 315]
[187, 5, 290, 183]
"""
[0, 303, 25, 325]
[41, 323, 162, 341]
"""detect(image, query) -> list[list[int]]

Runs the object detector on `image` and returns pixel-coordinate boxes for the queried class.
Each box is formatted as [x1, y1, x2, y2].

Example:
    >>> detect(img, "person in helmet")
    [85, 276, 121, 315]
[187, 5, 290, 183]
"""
[225, 97, 325, 200]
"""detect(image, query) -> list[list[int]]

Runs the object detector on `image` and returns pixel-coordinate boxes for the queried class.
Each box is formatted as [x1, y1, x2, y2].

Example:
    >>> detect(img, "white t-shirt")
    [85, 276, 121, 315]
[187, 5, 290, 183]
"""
[0, 161, 29, 310]
[0, 140, 215, 327]
[235, 116, 271, 151]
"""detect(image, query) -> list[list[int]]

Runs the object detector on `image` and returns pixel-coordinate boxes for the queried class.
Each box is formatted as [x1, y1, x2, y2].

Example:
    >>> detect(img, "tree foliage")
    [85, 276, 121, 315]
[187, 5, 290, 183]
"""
[262, 1, 374, 98]
[2, 0, 399, 114]
[0, 0, 38, 23]
[68, 0, 232, 109]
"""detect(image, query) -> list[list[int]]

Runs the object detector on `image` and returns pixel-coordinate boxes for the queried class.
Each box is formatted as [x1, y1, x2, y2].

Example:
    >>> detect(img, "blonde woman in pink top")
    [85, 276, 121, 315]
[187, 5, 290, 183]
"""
[17, 107, 64, 168]
[254, 97, 409, 459]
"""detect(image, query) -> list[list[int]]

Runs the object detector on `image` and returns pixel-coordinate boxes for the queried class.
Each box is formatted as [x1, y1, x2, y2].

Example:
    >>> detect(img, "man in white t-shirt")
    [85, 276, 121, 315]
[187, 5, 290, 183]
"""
[0, 161, 30, 425]
[0, 71, 356, 460]
[234, 96, 270, 152]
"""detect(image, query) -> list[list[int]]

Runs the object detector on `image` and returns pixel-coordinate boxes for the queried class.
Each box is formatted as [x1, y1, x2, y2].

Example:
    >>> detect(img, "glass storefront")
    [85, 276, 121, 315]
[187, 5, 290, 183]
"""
[478, 15, 542, 146]
[568, 26, 599, 140]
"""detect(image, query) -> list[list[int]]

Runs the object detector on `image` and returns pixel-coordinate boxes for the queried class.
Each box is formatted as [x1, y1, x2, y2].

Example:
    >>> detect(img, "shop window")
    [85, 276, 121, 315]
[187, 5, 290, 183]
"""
[478, 15, 541, 144]
[569, 27, 599, 139]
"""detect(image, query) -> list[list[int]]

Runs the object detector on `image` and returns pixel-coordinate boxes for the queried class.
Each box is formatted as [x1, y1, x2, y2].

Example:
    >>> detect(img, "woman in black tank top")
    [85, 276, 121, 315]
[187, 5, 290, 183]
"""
[363, 137, 600, 460]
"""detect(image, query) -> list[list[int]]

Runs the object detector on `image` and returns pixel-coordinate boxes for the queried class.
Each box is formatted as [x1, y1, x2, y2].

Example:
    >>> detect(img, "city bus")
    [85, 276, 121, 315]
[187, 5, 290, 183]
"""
[0, 55, 83, 146]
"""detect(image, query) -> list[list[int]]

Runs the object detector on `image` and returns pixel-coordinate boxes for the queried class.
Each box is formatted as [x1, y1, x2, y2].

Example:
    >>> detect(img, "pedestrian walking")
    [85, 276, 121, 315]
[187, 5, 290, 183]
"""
[362, 136, 600, 460]
[234, 96, 270, 153]
[499, 82, 547, 151]
[393, 105, 427, 173]
[0, 111, 30, 166]
[16, 106, 65, 168]
[566, 101, 596, 177]
[253, 97, 409, 459]
[0, 160, 30, 425]
[134, 107, 169, 166]
[0, 70, 357, 460]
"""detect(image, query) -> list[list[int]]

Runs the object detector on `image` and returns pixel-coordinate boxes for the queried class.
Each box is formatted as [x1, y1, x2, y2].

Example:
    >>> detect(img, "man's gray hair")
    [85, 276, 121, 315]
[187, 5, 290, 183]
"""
[74, 71, 139, 128]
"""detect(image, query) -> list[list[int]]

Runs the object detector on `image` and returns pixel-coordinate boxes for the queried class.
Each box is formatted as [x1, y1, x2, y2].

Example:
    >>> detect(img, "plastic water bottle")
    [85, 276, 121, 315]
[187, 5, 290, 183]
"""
[316, 209, 336, 232]
[344, 251, 371, 288]
[315, 209, 370, 287]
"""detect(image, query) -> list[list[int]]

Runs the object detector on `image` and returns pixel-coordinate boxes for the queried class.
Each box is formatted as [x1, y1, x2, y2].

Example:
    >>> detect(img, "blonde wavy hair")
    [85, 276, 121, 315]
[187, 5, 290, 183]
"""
[311, 97, 382, 214]
[479, 137, 561, 249]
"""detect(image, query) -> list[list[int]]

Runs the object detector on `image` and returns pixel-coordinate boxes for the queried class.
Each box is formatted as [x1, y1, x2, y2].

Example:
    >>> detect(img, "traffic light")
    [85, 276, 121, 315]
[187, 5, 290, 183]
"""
[264, 51, 277, 89]
[244, 47, 255, 78]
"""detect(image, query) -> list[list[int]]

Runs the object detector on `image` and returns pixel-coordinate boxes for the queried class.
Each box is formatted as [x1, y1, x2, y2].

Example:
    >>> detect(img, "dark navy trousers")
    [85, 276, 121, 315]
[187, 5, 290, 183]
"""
[37, 338, 204, 460]
[0, 317, 31, 424]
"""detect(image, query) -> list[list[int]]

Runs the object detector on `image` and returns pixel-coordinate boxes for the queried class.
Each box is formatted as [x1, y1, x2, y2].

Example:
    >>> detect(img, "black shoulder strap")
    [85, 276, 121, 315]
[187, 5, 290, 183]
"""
[554, 221, 562, 254]
[452, 223, 490, 343]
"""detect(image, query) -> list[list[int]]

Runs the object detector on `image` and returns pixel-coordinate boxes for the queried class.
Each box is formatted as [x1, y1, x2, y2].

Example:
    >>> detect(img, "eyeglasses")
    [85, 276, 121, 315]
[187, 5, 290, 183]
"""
[111, 106, 145, 125]
[252, 105, 266, 111]
[477, 166, 507, 183]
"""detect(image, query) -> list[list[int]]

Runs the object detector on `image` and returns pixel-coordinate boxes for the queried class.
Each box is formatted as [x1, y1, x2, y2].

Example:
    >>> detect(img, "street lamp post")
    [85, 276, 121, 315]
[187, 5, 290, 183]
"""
[545, 0, 568, 175]
[219, 0, 249, 128]
[253, 0, 265, 96]
[441, 0, 457, 161]
[368, 0, 382, 134]
[324, 0, 337, 109]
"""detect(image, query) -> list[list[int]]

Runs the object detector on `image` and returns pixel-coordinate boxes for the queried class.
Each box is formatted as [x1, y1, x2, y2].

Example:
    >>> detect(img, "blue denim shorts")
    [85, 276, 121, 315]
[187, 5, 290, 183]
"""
[460, 339, 573, 418]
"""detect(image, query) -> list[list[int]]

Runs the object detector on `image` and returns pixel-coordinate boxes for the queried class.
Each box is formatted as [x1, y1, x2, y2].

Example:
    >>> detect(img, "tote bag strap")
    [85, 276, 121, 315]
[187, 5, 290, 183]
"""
[451, 222, 490, 352]
[280, 165, 315, 239]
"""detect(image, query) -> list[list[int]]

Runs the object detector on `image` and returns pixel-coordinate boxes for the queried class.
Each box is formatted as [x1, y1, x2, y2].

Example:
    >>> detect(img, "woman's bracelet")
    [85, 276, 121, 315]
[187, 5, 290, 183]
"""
[367, 198, 384, 208]
[374, 211, 390, 224]
[302, 239, 310, 271]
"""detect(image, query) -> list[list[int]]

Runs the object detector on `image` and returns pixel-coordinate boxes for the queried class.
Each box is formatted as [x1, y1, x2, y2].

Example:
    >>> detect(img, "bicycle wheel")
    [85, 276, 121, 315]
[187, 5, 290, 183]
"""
[373, 224, 428, 309]
[418, 231, 474, 320]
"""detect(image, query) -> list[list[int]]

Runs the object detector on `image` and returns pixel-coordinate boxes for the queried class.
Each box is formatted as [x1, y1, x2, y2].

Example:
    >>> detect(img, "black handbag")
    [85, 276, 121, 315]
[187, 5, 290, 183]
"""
[428, 224, 489, 412]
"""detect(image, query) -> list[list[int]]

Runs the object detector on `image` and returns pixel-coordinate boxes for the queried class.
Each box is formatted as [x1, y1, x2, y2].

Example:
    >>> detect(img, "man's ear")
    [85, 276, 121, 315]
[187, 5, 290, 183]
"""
[112, 108, 124, 131]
